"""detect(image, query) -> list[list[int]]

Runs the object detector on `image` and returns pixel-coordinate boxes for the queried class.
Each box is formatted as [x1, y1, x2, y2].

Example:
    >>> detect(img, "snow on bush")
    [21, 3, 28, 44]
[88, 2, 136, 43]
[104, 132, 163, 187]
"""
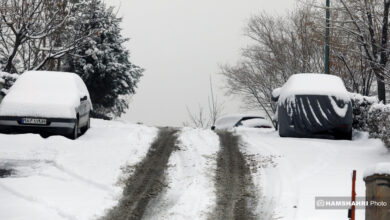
[368, 103, 390, 148]
[350, 93, 378, 131]
[349, 93, 390, 148]
[0, 71, 18, 94]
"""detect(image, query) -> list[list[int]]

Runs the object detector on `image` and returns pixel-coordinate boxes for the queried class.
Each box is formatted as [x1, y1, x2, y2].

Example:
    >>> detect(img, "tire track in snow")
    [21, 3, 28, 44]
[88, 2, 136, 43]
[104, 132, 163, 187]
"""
[101, 128, 179, 220]
[0, 182, 77, 220]
[142, 128, 220, 220]
[210, 131, 257, 220]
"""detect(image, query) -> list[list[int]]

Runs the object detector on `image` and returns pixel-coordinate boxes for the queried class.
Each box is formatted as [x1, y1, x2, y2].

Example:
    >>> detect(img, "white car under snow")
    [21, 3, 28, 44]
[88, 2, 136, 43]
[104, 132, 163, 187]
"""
[0, 71, 92, 139]
[211, 114, 272, 130]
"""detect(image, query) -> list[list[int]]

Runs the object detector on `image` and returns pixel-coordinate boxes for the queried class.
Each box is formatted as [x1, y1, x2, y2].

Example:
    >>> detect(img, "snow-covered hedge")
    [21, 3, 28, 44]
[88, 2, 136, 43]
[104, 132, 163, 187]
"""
[0, 71, 18, 95]
[350, 93, 390, 148]
[350, 93, 378, 131]
[368, 104, 390, 148]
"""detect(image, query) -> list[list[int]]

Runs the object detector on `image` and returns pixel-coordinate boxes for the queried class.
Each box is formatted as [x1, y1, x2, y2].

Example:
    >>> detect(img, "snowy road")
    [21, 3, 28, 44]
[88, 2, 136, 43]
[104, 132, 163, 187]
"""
[103, 128, 179, 220]
[210, 131, 257, 220]
[1, 120, 390, 220]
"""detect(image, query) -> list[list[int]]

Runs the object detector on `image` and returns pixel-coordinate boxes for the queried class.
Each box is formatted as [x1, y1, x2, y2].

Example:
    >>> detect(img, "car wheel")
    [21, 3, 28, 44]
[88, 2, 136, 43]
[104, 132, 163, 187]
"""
[70, 119, 79, 140]
[81, 115, 90, 134]
[335, 130, 352, 140]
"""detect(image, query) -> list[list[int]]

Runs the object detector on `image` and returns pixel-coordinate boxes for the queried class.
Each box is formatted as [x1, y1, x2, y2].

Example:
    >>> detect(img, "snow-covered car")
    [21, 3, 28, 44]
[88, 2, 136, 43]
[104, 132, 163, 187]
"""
[272, 73, 353, 140]
[0, 71, 92, 139]
[211, 115, 272, 130]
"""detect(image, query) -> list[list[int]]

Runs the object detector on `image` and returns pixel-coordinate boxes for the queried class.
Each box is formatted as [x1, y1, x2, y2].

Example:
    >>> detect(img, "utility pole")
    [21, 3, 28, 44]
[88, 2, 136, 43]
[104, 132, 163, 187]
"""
[325, 0, 330, 74]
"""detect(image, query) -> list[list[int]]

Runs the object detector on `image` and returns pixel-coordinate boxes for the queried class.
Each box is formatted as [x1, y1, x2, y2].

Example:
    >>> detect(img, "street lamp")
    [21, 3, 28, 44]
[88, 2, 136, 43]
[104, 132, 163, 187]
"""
[325, 0, 330, 74]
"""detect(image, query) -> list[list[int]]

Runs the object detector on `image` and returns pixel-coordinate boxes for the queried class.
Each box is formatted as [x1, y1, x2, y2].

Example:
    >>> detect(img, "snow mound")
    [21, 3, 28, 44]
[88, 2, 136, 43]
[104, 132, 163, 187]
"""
[0, 71, 91, 118]
[364, 163, 390, 178]
[279, 73, 350, 103]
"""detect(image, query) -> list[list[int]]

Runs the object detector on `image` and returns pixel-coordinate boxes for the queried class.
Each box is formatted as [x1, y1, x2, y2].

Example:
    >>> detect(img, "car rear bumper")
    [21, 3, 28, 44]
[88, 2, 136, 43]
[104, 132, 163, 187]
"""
[0, 116, 76, 135]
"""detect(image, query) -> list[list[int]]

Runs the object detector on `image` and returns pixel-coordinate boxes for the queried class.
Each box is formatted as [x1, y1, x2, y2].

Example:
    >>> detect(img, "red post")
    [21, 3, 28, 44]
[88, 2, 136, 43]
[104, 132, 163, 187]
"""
[351, 170, 356, 220]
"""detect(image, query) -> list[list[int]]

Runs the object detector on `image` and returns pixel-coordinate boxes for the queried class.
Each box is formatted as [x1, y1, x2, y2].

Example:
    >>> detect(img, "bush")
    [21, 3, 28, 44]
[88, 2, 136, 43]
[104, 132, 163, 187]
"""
[350, 93, 378, 131]
[0, 72, 18, 95]
[368, 104, 390, 148]
[350, 93, 390, 148]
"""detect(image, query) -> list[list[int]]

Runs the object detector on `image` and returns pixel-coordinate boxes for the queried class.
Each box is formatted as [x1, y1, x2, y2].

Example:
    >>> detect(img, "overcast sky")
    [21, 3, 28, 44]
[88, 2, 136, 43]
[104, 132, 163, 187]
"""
[105, 0, 296, 127]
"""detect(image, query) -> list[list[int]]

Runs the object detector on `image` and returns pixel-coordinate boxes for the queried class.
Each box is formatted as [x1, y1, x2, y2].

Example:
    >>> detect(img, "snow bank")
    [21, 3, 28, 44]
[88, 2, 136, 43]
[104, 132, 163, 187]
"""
[364, 163, 390, 178]
[0, 119, 157, 220]
[237, 128, 390, 219]
[278, 73, 350, 103]
[143, 127, 219, 220]
[0, 71, 90, 118]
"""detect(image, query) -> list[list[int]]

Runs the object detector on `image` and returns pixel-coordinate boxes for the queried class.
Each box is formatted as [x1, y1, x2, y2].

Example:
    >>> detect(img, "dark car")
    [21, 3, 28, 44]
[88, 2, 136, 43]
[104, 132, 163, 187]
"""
[272, 73, 353, 140]
[0, 71, 92, 139]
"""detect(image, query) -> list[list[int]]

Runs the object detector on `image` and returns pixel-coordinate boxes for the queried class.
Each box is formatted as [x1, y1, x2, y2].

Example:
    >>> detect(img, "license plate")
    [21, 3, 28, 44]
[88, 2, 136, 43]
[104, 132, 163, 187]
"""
[21, 118, 47, 125]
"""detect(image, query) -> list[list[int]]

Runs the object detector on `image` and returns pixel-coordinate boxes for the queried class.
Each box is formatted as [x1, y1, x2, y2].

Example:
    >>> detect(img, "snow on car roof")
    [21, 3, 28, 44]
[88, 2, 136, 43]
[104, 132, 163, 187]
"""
[279, 73, 350, 103]
[0, 71, 90, 118]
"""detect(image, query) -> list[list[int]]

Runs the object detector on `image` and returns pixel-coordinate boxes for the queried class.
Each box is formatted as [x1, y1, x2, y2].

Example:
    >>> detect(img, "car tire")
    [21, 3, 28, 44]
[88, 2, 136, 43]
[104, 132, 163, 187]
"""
[335, 129, 352, 140]
[81, 115, 90, 134]
[69, 119, 79, 140]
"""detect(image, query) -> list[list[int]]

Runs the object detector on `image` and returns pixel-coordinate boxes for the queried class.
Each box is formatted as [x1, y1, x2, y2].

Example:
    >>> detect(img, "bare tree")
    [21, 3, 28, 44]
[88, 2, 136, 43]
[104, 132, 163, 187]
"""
[0, 0, 92, 73]
[186, 76, 224, 128]
[327, 0, 390, 103]
[221, 7, 324, 125]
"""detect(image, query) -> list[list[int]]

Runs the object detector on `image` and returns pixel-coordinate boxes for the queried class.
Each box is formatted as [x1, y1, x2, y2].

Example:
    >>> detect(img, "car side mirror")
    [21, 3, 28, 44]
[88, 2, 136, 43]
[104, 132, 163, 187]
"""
[271, 87, 281, 102]
[80, 95, 88, 101]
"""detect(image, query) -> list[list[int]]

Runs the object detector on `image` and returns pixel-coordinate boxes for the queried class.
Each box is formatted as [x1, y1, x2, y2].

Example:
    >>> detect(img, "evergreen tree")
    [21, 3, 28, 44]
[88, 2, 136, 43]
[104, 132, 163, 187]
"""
[65, 0, 143, 119]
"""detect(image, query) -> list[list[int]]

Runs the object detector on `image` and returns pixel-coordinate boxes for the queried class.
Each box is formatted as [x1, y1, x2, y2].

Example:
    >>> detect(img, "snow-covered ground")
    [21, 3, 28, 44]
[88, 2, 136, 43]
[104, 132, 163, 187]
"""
[237, 128, 390, 220]
[143, 128, 219, 220]
[1, 119, 390, 220]
[0, 119, 158, 220]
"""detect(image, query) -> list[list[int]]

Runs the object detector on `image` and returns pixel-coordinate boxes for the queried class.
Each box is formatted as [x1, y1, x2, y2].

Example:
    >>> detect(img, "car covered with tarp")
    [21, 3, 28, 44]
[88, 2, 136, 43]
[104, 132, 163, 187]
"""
[272, 73, 353, 140]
